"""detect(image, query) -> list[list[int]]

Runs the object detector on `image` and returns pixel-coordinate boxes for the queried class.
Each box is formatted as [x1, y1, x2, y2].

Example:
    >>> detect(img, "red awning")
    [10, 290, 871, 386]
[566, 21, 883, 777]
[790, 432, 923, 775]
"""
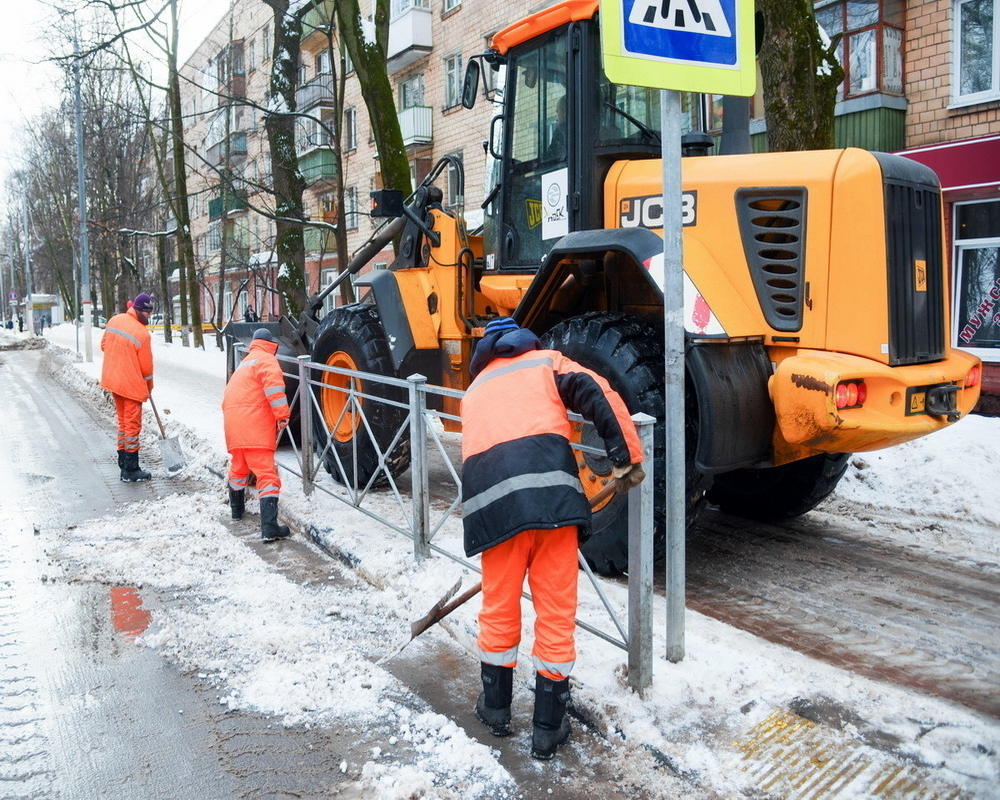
[898, 134, 1000, 193]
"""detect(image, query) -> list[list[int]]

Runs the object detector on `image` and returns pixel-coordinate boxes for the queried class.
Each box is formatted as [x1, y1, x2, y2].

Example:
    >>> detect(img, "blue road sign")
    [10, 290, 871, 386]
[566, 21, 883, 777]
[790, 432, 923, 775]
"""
[601, 0, 756, 95]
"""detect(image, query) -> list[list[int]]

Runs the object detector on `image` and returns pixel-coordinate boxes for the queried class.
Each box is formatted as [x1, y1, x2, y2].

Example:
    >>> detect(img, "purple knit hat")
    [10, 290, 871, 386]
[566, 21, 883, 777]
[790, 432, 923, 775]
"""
[132, 293, 154, 313]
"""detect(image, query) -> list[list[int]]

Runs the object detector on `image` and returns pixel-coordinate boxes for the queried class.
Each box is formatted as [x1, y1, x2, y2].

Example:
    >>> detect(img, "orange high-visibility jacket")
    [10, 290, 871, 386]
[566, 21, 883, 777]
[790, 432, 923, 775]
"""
[100, 308, 153, 402]
[461, 348, 643, 557]
[222, 339, 290, 452]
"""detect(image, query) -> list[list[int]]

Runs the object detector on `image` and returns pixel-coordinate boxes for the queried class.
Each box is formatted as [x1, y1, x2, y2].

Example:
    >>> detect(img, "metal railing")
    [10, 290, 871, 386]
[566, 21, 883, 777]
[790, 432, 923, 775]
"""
[235, 344, 655, 691]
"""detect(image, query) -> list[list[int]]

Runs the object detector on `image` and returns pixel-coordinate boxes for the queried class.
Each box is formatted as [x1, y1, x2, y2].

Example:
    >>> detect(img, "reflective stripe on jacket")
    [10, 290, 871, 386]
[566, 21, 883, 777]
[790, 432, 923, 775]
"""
[100, 308, 153, 402]
[221, 339, 291, 451]
[460, 348, 643, 557]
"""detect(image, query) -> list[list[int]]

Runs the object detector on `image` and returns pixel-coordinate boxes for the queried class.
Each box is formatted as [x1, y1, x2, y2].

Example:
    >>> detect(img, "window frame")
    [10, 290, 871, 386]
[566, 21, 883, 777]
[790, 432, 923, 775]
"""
[345, 186, 359, 230]
[952, 0, 1000, 106]
[814, 0, 905, 100]
[344, 106, 358, 151]
[444, 53, 463, 109]
[952, 198, 1000, 361]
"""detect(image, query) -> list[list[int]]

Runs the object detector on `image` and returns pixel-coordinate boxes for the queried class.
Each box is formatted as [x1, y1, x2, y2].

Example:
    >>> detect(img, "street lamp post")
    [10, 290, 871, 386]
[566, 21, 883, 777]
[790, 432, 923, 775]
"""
[21, 201, 34, 337]
[73, 29, 93, 362]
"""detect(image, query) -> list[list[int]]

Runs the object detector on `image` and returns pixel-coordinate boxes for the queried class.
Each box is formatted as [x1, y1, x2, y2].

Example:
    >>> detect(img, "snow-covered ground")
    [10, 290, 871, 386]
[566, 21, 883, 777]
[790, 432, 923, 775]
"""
[21, 323, 1000, 797]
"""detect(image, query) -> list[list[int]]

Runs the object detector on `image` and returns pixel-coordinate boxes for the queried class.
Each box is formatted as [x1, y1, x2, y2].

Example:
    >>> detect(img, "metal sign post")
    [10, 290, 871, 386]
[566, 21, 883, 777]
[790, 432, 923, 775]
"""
[73, 31, 93, 362]
[600, 0, 756, 663]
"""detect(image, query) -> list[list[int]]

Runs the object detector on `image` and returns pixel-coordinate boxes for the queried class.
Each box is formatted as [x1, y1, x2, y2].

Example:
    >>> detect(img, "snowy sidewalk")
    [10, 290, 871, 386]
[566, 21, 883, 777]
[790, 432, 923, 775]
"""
[30, 323, 1000, 798]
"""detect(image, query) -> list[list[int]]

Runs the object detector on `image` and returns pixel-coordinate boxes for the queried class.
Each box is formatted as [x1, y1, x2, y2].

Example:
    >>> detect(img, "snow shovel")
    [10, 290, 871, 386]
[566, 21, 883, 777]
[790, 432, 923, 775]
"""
[380, 480, 624, 663]
[149, 395, 186, 475]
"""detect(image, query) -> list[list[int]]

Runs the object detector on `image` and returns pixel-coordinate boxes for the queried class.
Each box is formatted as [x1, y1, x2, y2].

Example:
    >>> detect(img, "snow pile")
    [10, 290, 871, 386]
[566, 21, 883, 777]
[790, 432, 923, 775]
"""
[51, 491, 513, 797]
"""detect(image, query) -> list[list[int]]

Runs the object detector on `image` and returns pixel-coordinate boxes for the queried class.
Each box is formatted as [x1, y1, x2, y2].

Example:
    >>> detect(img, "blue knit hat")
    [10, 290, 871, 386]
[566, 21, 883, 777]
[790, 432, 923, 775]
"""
[484, 317, 519, 336]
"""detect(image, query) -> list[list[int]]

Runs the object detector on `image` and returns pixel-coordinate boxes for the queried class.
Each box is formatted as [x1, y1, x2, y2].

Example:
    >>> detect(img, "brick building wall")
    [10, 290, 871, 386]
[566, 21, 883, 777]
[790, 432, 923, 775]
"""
[905, 0, 1000, 146]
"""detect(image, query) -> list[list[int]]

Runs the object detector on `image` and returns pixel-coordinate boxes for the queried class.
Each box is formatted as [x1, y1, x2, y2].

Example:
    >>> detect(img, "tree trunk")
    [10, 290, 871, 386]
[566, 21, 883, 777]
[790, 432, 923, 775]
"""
[263, 0, 307, 318]
[757, 0, 843, 152]
[336, 0, 412, 205]
[168, 0, 202, 346]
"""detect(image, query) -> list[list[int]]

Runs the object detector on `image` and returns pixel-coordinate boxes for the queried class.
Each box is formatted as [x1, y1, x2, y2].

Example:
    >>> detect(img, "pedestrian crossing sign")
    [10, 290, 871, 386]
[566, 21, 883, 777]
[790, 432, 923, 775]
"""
[601, 0, 756, 96]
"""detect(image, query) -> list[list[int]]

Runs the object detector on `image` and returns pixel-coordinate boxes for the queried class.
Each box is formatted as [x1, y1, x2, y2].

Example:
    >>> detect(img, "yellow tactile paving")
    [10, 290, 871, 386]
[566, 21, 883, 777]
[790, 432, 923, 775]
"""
[729, 709, 969, 799]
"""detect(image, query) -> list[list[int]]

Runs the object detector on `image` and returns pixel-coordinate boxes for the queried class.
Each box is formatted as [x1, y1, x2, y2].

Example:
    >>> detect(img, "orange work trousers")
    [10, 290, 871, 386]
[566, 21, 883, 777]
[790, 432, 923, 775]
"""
[113, 394, 143, 453]
[477, 525, 578, 681]
[228, 448, 281, 499]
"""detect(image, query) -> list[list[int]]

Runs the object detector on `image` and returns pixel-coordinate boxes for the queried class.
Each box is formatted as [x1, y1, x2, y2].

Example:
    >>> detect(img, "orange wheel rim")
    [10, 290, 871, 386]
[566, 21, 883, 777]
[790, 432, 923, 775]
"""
[569, 421, 615, 511]
[321, 351, 360, 443]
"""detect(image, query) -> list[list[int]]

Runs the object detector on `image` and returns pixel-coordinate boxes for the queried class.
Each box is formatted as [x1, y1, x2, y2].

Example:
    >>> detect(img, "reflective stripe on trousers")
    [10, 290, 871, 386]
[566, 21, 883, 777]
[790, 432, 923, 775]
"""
[113, 394, 143, 453]
[477, 525, 578, 681]
[228, 448, 281, 499]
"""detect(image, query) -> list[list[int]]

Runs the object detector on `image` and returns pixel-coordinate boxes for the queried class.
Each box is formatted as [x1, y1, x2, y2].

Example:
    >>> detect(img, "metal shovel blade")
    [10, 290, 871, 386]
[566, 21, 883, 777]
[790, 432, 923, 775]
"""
[159, 435, 186, 474]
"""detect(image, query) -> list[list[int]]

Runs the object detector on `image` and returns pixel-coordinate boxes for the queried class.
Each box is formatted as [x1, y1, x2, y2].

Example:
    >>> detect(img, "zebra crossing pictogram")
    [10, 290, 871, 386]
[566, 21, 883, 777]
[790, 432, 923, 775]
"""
[627, 0, 732, 38]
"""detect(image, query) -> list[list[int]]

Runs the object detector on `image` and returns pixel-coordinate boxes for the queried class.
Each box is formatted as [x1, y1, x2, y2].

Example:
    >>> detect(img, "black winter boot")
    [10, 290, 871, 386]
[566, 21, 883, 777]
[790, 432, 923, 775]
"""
[117, 450, 128, 480]
[530, 673, 571, 760]
[260, 497, 290, 541]
[121, 451, 151, 482]
[228, 488, 245, 520]
[475, 664, 513, 736]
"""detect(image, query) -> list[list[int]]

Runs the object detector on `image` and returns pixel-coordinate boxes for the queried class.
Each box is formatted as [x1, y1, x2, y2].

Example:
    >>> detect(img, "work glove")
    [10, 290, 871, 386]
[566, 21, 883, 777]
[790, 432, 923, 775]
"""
[611, 463, 646, 494]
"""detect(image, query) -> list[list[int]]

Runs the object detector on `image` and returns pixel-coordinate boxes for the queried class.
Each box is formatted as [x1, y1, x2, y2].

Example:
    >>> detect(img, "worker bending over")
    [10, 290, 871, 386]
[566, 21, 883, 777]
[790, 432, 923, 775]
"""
[101, 292, 155, 482]
[222, 328, 291, 542]
[461, 317, 644, 759]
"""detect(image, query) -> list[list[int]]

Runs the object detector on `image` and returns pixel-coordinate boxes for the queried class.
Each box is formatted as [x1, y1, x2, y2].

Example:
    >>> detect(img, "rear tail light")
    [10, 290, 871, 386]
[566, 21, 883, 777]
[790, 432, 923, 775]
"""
[835, 379, 867, 410]
[965, 365, 981, 388]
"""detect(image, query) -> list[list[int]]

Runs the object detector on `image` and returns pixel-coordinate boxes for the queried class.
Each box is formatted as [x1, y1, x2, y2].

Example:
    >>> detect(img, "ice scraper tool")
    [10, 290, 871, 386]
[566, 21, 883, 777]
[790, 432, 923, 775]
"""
[149, 395, 186, 475]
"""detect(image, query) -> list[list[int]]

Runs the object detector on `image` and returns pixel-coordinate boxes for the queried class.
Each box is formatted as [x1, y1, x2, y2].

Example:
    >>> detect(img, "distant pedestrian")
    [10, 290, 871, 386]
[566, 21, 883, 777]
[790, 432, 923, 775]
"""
[17, 315, 23, 332]
[460, 317, 645, 760]
[101, 292, 156, 482]
[222, 328, 291, 541]
[244, 306, 259, 323]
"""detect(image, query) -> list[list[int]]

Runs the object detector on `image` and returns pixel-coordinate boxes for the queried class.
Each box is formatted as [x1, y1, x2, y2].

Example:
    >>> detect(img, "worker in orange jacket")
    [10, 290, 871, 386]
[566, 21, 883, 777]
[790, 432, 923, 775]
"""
[222, 328, 292, 541]
[101, 292, 155, 482]
[461, 317, 644, 760]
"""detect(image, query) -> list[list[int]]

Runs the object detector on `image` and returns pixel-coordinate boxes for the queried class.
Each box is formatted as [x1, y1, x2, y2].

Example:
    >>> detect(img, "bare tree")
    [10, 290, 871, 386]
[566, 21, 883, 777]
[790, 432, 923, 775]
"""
[757, 0, 843, 151]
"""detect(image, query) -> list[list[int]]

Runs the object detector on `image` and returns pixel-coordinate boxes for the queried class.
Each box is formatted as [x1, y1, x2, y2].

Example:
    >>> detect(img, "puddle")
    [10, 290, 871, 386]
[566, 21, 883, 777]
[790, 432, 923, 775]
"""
[110, 586, 152, 639]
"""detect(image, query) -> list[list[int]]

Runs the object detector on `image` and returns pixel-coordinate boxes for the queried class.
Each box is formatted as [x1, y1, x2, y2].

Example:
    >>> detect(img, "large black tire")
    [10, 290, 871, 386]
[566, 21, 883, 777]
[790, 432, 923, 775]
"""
[310, 304, 410, 489]
[706, 452, 851, 521]
[541, 312, 708, 575]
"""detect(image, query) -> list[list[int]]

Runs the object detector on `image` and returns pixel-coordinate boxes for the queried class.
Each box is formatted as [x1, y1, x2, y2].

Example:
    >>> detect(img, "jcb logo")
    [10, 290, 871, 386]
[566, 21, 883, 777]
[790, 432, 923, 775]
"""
[620, 192, 697, 229]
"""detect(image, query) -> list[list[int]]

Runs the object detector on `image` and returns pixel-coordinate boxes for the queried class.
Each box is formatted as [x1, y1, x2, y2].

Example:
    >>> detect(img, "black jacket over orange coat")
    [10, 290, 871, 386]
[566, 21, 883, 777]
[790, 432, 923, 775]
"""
[460, 331, 643, 557]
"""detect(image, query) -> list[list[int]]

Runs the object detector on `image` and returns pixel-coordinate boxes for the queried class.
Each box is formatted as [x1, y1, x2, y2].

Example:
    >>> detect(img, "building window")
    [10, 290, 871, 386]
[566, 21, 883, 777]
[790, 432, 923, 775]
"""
[953, 199, 1000, 361]
[345, 186, 359, 230]
[248, 39, 256, 71]
[315, 50, 331, 76]
[344, 106, 357, 150]
[445, 152, 463, 208]
[208, 222, 221, 252]
[262, 24, 271, 62]
[400, 73, 425, 109]
[814, 0, 905, 99]
[954, 0, 999, 103]
[443, 0, 461, 12]
[391, 0, 429, 18]
[444, 54, 463, 108]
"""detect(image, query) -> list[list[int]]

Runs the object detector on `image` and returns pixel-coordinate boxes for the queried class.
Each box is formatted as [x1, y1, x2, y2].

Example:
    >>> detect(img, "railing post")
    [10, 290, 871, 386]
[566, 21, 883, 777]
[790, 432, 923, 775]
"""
[408, 374, 430, 560]
[628, 413, 655, 692]
[297, 355, 314, 496]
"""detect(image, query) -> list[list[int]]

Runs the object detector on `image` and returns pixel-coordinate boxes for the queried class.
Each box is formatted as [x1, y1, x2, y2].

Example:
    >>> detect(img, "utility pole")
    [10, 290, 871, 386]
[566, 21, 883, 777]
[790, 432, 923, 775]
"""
[21, 200, 34, 337]
[73, 29, 93, 361]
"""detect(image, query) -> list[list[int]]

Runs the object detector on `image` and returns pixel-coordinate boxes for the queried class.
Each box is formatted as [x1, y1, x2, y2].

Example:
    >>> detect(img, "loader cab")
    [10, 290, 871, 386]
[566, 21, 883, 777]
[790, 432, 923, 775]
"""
[484, 14, 663, 272]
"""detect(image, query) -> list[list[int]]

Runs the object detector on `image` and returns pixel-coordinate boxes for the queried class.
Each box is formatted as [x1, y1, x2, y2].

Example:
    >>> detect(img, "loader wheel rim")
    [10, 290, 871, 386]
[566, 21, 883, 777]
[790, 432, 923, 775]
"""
[321, 351, 360, 443]
[570, 422, 616, 512]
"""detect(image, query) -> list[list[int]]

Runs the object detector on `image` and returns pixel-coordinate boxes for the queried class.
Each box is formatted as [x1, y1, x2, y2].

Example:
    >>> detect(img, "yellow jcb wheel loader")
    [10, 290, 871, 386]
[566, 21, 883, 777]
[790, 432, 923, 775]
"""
[226, 0, 981, 576]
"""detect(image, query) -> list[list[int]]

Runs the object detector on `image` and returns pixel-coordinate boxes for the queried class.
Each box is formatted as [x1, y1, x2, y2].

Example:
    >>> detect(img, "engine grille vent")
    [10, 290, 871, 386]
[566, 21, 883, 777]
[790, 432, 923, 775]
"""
[736, 188, 808, 333]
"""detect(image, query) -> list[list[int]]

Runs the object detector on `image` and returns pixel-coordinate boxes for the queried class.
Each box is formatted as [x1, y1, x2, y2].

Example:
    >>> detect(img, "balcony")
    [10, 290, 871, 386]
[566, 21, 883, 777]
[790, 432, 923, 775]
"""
[398, 105, 432, 148]
[304, 227, 337, 253]
[301, 0, 335, 48]
[299, 148, 337, 187]
[387, 3, 432, 73]
[207, 132, 248, 166]
[297, 75, 335, 111]
[209, 193, 249, 220]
